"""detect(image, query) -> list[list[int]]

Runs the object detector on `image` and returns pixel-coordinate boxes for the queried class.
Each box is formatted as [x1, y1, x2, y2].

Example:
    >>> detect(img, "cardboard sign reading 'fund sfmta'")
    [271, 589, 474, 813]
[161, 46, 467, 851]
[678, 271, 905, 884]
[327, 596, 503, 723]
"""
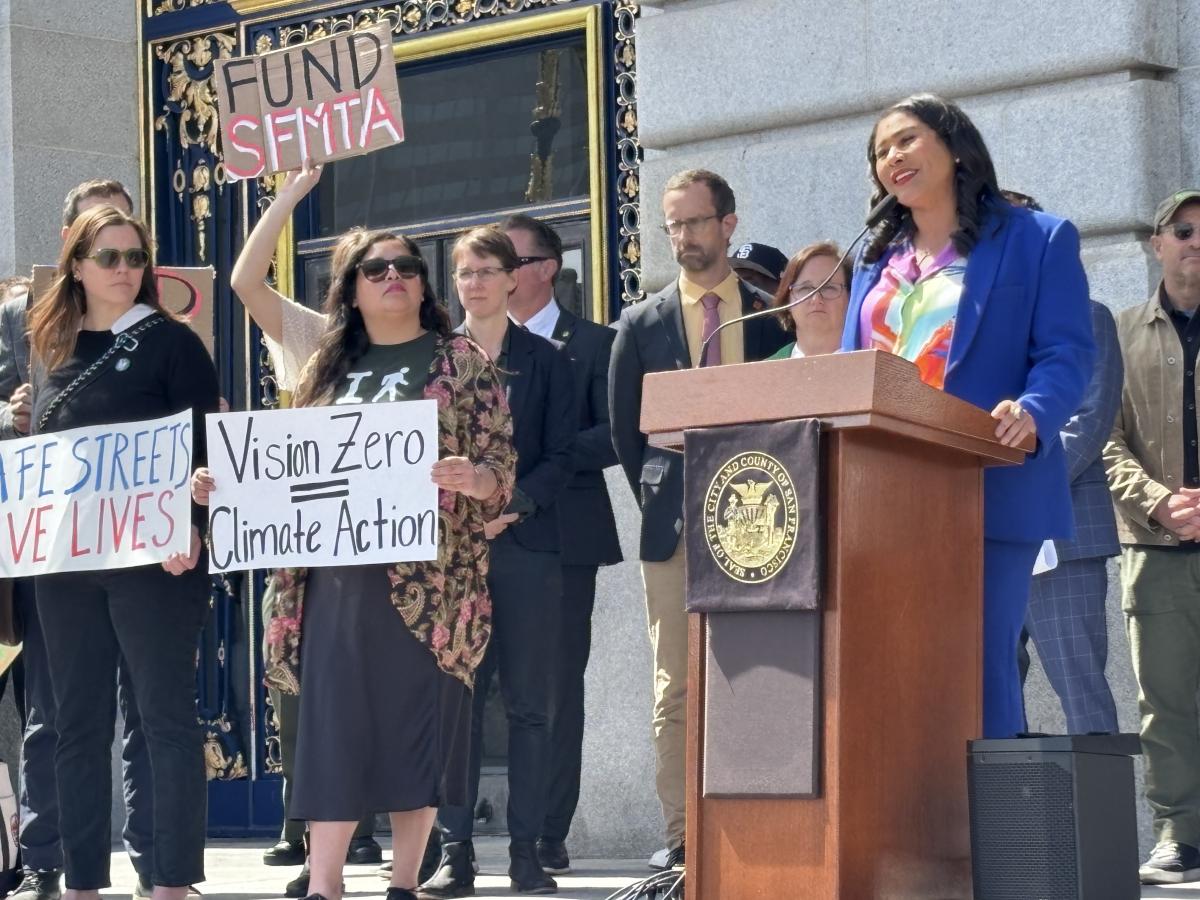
[214, 24, 404, 181]
[205, 401, 438, 572]
[0, 411, 194, 577]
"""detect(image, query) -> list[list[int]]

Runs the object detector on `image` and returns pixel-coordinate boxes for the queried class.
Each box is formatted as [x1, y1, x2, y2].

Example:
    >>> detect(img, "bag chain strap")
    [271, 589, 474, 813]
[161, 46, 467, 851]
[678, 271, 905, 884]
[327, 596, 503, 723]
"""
[36, 315, 165, 433]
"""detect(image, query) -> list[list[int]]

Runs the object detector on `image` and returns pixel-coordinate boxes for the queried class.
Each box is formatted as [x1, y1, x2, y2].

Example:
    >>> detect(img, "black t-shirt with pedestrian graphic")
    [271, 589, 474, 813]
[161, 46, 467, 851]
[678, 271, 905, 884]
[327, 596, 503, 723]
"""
[334, 331, 437, 406]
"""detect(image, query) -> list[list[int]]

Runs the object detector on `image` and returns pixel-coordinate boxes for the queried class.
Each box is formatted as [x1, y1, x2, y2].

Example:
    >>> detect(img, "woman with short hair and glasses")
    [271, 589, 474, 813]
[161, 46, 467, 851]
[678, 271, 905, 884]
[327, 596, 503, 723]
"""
[203, 163, 517, 900]
[421, 226, 576, 898]
[841, 93, 1095, 739]
[767, 241, 852, 359]
[28, 205, 218, 900]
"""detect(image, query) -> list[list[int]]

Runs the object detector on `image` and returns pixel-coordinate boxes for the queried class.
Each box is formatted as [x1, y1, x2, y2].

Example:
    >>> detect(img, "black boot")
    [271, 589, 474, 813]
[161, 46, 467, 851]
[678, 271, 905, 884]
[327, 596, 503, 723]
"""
[264, 838, 306, 866]
[417, 840, 476, 898]
[285, 861, 310, 899]
[509, 841, 557, 894]
[418, 828, 443, 884]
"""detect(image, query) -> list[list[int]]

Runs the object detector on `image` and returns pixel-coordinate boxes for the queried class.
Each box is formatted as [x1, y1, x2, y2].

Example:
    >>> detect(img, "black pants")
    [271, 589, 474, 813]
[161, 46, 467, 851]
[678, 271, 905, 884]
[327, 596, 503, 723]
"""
[540, 564, 597, 843]
[36, 566, 208, 890]
[439, 532, 561, 844]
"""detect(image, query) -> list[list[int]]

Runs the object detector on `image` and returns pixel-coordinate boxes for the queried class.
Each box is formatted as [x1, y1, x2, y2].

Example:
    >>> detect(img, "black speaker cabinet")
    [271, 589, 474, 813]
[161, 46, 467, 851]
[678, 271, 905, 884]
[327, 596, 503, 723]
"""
[967, 734, 1141, 900]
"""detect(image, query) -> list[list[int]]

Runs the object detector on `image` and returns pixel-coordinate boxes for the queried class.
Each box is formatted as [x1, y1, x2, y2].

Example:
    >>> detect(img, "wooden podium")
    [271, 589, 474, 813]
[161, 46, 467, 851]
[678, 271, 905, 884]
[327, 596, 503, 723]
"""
[640, 350, 1030, 900]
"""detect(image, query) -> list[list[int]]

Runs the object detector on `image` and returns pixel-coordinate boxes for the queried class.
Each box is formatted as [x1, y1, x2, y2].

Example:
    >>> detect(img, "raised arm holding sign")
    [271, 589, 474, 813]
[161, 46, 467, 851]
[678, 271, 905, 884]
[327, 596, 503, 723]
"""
[214, 24, 404, 180]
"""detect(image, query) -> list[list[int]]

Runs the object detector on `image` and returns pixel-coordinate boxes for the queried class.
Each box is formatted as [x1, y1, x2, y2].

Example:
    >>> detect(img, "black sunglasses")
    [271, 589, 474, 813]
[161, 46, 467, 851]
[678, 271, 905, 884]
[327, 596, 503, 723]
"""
[516, 256, 551, 267]
[1162, 223, 1197, 242]
[82, 248, 150, 270]
[359, 255, 424, 282]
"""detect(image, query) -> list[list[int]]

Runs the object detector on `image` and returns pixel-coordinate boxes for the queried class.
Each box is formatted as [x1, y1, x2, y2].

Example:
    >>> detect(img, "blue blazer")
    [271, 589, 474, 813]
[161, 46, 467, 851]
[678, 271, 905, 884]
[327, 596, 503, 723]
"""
[841, 202, 1095, 543]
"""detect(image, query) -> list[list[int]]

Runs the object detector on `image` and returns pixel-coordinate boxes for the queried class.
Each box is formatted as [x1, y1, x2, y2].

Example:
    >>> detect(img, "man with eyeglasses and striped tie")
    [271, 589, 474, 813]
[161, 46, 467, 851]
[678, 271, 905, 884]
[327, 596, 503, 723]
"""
[608, 169, 787, 871]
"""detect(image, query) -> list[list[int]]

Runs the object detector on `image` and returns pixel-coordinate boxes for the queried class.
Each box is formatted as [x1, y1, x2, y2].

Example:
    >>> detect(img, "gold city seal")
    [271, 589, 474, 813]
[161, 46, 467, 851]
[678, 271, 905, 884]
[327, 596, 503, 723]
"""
[702, 451, 800, 584]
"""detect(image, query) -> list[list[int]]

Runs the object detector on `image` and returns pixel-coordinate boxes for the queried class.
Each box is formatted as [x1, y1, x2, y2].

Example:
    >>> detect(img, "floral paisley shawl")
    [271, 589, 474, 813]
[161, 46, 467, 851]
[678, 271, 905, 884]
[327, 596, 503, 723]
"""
[263, 333, 515, 693]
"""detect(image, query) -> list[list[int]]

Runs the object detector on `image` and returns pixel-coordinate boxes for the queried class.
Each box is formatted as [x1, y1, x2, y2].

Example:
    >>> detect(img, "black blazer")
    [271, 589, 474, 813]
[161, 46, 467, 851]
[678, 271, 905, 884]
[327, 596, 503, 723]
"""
[609, 279, 789, 561]
[550, 305, 623, 567]
[0, 294, 31, 438]
[456, 322, 576, 552]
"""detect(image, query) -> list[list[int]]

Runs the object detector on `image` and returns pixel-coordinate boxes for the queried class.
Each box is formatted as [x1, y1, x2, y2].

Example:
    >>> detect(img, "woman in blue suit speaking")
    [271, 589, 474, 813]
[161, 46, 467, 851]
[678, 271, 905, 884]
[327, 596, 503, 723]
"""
[841, 94, 1095, 738]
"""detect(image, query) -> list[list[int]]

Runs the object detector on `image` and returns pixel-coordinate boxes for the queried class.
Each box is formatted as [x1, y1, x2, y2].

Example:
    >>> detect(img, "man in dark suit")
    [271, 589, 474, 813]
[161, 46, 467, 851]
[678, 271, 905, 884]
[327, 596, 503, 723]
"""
[608, 170, 788, 868]
[500, 215, 623, 876]
[1022, 300, 1123, 734]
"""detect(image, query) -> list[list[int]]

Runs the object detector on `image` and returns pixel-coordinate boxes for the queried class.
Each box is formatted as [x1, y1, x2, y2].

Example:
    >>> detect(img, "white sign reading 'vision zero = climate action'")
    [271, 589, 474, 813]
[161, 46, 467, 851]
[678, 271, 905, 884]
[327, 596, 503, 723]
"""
[0, 410, 194, 578]
[205, 401, 439, 572]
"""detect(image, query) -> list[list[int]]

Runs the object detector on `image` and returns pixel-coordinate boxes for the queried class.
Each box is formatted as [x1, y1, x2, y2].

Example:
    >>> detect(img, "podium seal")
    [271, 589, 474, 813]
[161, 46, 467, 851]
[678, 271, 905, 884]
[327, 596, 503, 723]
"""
[702, 451, 800, 584]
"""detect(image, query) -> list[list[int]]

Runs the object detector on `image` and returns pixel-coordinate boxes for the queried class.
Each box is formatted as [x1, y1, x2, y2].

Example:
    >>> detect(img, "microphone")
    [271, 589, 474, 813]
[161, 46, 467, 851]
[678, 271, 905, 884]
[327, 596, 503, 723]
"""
[695, 193, 899, 369]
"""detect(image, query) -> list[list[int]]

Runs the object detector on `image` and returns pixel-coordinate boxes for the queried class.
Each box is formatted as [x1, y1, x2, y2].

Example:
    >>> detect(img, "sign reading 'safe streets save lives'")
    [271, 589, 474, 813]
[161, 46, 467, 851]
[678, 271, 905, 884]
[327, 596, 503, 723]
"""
[205, 402, 438, 572]
[214, 24, 404, 180]
[0, 411, 194, 577]
[684, 419, 821, 613]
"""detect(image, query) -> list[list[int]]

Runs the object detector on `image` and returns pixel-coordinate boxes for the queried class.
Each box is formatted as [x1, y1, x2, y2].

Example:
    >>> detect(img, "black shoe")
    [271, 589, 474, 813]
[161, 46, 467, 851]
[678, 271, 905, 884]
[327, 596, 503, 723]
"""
[301, 895, 331, 900]
[10, 869, 62, 900]
[264, 837, 307, 866]
[1140, 841, 1200, 884]
[347, 834, 384, 865]
[9, 870, 62, 900]
[508, 841, 557, 894]
[536, 839, 570, 875]
[417, 828, 442, 883]
[417, 840, 476, 898]
[386, 890, 419, 900]
[285, 861, 310, 899]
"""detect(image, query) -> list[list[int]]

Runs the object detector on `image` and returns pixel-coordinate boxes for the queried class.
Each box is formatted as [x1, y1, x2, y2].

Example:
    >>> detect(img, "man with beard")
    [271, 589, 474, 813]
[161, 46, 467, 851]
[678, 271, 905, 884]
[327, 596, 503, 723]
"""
[1105, 189, 1200, 885]
[608, 169, 788, 869]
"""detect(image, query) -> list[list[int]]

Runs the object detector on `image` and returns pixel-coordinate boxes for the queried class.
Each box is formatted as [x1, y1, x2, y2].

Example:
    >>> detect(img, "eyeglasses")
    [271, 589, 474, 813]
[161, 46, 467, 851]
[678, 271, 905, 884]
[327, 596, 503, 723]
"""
[81, 248, 150, 270]
[789, 282, 846, 301]
[1161, 223, 1197, 242]
[454, 266, 511, 283]
[516, 256, 552, 267]
[660, 215, 720, 236]
[359, 255, 424, 282]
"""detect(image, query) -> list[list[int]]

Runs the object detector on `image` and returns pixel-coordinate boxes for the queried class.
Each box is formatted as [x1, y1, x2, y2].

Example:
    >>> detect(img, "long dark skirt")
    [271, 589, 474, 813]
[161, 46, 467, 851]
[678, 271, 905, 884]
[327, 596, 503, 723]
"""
[291, 564, 471, 821]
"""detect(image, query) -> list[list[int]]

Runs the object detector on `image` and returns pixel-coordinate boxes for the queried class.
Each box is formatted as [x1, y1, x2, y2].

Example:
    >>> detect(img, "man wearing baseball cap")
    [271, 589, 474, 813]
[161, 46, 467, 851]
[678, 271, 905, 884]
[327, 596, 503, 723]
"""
[729, 241, 788, 298]
[1104, 188, 1200, 884]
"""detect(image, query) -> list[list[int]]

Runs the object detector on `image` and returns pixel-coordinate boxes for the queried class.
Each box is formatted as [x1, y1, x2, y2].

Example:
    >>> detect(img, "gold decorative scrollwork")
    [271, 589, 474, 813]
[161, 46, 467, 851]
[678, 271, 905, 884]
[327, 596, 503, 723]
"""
[202, 715, 250, 781]
[152, 0, 223, 14]
[614, 0, 643, 303]
[153, 31, 237, 262]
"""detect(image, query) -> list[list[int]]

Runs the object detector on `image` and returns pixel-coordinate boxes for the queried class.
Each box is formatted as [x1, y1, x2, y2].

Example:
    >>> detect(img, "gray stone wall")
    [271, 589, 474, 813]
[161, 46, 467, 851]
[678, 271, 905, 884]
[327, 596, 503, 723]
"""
[0, 0, 140, 278]
[630, 0, 1200, 861]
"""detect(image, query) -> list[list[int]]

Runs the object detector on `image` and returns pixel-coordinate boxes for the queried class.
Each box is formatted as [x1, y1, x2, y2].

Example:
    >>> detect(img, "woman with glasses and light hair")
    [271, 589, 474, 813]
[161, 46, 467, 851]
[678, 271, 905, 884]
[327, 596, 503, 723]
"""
[198, 162, 518, 900]
[28, 205, 219, 900]
[766, 241, 853, 359]
[420, 226, 576, 898]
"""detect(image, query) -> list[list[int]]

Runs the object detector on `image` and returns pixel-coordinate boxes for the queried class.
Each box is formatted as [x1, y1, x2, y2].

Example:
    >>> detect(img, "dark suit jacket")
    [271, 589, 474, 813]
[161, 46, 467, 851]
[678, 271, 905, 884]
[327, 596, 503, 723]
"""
[1054, 301, 1122, 562]
[609, 279, 790, 561]
[0, 294, 31, 438]
[843, 202, 1095, 542]
[455, 322, 576, 553]
[550, 305, 623, 567]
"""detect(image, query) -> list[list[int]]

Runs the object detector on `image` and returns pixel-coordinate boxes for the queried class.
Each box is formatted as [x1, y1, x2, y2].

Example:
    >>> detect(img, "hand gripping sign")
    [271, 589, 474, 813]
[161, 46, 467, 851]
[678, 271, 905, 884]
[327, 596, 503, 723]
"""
[214, 24, 405, 181]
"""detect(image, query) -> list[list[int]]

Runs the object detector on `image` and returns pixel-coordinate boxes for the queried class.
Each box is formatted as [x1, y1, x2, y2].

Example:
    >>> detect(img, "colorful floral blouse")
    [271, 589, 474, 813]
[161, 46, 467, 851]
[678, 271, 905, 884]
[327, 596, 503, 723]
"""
[263, 325, 516, 693]
[858, 242, 966, 389]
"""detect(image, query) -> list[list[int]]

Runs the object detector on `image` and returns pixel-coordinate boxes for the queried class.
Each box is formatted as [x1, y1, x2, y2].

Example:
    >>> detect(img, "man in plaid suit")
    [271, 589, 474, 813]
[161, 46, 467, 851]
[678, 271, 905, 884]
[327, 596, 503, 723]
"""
[1025, 298, 1123, 734]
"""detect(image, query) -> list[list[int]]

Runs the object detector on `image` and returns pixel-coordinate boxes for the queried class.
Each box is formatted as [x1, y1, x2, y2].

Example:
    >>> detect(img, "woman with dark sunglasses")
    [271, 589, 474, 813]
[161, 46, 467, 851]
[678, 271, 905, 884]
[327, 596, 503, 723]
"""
[205, 161, 517, 900]
[26, 205, 219, 899]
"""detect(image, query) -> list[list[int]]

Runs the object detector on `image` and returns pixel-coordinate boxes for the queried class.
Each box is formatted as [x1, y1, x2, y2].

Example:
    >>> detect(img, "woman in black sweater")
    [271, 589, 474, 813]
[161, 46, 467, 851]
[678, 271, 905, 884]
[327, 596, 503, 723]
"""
[28, 206, 218, 900]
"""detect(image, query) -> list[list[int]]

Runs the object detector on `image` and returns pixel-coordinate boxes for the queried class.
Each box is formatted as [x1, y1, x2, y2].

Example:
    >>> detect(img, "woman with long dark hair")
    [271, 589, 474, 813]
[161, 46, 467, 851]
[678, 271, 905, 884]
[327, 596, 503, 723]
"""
[841, 93, 1095, 738]
[29, 206, 218, 900]
[193, 168, 516, 900]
